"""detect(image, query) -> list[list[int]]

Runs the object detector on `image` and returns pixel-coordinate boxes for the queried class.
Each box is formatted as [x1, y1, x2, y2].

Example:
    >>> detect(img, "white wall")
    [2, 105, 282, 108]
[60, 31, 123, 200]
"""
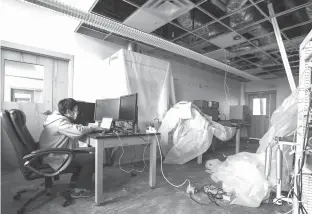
[0, 0, 122, 101]
[245, 77, 299, 108]
[170, 61, 241, 119]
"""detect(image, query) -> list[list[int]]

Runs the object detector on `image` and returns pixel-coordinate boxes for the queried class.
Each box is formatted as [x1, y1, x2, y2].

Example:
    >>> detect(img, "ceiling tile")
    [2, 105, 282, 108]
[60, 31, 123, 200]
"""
[207, 31, 246, 48]
[92, 0, 138, 22]
[172, 8, 213, 31]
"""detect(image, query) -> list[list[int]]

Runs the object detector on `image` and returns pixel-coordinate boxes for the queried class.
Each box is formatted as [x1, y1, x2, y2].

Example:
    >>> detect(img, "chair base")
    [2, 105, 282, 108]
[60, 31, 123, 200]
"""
[13, 187, 72, 214]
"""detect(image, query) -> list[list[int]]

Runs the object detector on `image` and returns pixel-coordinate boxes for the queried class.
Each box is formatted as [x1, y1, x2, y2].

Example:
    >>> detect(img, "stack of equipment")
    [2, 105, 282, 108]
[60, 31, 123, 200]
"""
[193, 100, 219, 121]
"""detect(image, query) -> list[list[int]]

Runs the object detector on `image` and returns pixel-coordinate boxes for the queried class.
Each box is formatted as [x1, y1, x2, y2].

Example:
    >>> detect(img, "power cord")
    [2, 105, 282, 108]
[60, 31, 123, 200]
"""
[153, 133, 191, 188]
[116, 132, 150, 174]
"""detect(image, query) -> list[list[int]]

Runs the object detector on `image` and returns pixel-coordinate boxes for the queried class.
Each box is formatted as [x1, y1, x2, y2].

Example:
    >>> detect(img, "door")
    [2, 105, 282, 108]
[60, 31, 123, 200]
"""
[1, 48, 69, 169]
[248, 92, 276, 139]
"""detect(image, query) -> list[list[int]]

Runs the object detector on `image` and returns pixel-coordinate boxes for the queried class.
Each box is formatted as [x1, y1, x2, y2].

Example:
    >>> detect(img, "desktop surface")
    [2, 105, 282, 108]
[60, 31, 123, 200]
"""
[87, 131, 160, 139]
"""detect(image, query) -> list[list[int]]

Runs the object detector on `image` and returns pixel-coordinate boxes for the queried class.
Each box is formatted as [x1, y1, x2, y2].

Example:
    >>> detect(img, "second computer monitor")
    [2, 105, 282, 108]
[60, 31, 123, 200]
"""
[94, 98, 120, 121]
[119, 93, 138, 123]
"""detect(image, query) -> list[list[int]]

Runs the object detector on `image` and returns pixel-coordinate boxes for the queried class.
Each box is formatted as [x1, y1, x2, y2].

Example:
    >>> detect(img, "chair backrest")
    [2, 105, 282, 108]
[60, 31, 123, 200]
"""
[0, 110, 31, 177]
[9, 109, 38, 152]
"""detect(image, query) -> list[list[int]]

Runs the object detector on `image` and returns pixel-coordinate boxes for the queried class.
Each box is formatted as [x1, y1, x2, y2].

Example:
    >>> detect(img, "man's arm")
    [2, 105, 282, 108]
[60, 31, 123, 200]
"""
[58, 119, 95, 139]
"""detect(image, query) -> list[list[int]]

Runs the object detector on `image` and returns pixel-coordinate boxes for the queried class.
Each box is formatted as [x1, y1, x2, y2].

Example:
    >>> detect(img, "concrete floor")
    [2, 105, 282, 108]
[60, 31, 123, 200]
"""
[2, 141, 292, 214]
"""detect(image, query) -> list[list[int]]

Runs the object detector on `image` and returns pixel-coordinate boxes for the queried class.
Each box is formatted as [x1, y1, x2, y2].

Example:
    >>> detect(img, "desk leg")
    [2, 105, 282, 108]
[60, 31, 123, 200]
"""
[236, 128, 241, 154]
[197, 155, 203, 164]
[95, 139, 104, 205]
[149, 137, 157, 188]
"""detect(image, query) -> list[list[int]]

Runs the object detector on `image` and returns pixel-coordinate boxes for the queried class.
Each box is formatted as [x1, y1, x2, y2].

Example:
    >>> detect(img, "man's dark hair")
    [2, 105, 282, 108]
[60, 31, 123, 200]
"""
[58, 98, 78, 115]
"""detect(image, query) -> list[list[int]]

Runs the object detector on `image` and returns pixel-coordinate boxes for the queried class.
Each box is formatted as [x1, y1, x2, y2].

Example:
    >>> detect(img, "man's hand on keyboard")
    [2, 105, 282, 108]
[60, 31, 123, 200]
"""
[90, 126, 105, 132]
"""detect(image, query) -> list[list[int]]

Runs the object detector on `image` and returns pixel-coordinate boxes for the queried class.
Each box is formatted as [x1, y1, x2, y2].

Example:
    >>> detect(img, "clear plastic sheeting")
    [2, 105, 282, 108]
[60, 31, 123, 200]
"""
[104, 49, 176, 130]
[209, 152, 269, 208]
[257, 89, 298, 153]
[256, 90, 298, 189]
[158, 101, 236, 164]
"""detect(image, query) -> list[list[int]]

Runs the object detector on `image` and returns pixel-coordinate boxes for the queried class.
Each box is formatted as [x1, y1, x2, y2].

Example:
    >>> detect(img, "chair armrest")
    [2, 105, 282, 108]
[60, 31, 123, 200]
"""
[23, 148, 75, 177]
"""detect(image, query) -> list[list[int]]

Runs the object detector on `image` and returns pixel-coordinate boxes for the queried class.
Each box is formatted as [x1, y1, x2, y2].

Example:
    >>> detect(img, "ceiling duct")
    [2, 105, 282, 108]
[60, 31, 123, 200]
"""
[19, 0, 264, 81]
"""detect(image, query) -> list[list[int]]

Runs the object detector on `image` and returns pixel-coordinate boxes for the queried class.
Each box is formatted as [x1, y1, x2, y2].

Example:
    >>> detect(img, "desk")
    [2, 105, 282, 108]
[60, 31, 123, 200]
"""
[87, 132, 160, 205]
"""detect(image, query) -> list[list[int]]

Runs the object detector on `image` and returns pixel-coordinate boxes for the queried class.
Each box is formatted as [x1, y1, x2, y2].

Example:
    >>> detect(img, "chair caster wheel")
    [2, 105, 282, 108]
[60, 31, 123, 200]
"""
[13, 194, 21, 200]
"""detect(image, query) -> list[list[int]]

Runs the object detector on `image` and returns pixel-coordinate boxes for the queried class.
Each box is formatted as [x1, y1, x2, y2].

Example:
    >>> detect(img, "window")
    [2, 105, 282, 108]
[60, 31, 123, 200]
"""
[4, 60, 44, 103]
[252, 98, 267, 115]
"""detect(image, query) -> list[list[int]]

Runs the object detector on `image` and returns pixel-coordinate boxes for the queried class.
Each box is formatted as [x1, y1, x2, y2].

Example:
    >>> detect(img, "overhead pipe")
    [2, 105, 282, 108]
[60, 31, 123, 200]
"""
[19, 0, 265, 82]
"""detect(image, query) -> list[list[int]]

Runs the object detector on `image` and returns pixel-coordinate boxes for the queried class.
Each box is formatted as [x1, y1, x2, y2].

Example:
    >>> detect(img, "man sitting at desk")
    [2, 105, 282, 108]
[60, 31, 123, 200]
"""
[39, 98, 103, 198]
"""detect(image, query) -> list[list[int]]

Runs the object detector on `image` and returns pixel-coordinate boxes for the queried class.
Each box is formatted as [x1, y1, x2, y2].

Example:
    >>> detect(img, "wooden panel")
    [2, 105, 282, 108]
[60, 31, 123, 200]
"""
[38, 56, 53, 111]
[52, 59, 69, 110]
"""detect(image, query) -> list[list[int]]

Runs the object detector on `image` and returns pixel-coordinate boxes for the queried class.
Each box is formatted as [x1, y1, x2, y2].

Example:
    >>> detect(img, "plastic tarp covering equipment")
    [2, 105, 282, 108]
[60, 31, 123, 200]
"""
[207, 152, 269, 207]
[159, 101, 236, 164]
[100, 49, 176, 130]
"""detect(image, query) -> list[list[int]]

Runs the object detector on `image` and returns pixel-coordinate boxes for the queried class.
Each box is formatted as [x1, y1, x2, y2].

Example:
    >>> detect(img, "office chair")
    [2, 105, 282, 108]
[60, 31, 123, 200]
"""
[1, 109, 89, 214]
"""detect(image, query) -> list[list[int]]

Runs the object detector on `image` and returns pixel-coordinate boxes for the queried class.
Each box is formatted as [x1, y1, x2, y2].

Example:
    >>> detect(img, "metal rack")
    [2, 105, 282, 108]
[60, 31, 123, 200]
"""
[293, 30, 312, 214]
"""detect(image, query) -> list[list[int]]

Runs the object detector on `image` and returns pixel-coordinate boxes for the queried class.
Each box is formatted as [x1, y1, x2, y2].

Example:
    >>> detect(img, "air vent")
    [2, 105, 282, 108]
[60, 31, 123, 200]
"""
[144, 0, 194, 19]
[124, 0, 195, 33]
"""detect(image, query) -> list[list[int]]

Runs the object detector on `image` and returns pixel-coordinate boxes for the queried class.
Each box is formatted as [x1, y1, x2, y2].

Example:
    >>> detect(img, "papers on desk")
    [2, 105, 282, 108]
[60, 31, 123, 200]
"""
[100, 117, 113, 129]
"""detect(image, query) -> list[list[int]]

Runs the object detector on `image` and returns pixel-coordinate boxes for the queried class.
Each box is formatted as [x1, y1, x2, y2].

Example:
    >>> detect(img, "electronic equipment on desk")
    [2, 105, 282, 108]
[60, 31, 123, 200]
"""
[118, 93, 139, 134]
[75, 101, 95, 125]
[94, 98, 119, 122]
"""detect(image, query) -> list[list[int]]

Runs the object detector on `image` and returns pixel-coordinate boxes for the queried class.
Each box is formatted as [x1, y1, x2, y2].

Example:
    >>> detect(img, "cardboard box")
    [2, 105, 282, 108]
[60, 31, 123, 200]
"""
[230, 105, 250, 120]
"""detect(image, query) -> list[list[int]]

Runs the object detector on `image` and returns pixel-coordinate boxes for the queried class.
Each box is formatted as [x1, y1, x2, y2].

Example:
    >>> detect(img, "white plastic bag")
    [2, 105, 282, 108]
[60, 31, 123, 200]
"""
[210, 152, 269, 207]
[163, 108, 213, 164]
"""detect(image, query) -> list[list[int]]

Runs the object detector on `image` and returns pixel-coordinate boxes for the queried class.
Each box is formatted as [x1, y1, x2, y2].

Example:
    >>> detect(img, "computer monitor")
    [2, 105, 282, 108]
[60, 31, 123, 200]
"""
[94, 98, 120, 122]
[76, 101, 95, 125]
[119, 93, 138, 124]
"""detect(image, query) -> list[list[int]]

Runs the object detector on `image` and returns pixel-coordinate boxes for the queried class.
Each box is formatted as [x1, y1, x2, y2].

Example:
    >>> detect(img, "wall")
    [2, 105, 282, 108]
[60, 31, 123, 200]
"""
[245, 76, 299, 108]
[170, 61, 241, 119]
[0, 0, 122, 101]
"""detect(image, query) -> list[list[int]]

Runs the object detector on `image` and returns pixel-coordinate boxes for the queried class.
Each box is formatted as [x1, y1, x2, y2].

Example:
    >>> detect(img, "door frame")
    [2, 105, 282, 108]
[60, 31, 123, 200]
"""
[0, 40, 75, 111]
[246, 90, 277, 119]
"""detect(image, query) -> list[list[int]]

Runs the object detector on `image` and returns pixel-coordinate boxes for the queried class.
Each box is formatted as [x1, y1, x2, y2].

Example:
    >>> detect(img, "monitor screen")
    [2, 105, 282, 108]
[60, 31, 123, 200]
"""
[119, 93, 138, 122]
[76, 101, 95, 125]
[94, 98, 119, 121]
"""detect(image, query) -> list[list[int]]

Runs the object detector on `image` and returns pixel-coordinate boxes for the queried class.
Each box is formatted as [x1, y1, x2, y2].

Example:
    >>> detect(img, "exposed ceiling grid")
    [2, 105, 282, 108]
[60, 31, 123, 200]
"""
[75, 0, 312, 80]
